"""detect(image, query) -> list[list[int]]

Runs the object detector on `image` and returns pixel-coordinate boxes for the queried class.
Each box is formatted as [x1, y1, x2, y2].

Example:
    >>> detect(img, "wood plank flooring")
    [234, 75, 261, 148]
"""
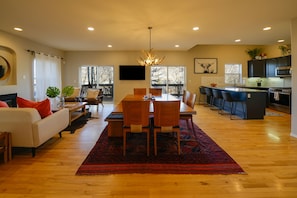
[0, 103, 296, 198]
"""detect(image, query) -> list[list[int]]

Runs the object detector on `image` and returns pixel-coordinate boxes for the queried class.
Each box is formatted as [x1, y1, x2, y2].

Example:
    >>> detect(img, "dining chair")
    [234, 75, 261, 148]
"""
[180, 91, 197, 139]
[182, 90, 190, 104]
[122, 100, 151, 156]
[153, 100, 181, 155]
[149, 88, 162, 96]
[134, 88, 146, 95]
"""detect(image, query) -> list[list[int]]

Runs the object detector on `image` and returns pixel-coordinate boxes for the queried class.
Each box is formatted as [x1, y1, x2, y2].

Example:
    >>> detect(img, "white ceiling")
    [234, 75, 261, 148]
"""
[0, 0, 297, 51]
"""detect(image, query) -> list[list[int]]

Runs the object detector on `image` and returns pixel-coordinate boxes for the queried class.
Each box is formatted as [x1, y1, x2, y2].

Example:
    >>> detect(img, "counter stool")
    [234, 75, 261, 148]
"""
[0, 132, 12, 163]
[221, 91, 246, 120]
[198, 86, 207, 105]
[204, 87, 214, 107]
[212, 89, 223, 112]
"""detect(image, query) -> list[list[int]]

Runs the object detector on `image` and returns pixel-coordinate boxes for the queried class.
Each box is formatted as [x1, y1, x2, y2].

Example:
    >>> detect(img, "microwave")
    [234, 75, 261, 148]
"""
[275, 66, 292, 77]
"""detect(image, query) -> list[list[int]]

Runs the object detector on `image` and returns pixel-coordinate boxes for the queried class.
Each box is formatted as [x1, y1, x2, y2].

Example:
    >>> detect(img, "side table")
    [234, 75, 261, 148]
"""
[0, 132, 12, 163]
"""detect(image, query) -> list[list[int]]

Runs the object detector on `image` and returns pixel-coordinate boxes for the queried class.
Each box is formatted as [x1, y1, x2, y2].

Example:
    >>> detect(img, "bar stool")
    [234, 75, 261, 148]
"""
[212, 89, 223, 112]
[198, 86, 207, 105]
[221, 91, 246, 120]
[204, 87, 214, 107]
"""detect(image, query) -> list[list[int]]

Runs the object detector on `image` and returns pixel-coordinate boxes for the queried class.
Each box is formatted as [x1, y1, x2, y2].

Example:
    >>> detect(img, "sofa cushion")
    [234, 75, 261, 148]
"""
[0, 101, 9, 108]
[17, 97, 52, 118]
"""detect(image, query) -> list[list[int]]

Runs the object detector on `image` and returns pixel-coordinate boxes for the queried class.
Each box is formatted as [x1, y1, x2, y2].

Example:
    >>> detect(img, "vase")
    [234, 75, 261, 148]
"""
[49, 97, 59, 111]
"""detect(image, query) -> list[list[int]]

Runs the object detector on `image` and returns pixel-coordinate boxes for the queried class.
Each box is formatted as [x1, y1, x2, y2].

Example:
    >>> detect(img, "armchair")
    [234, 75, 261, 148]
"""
[82, 88, 104, 109]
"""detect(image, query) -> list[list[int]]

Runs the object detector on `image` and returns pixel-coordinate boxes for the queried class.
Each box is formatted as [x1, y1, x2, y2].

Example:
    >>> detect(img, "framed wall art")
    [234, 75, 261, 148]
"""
[194, 58, 218, 74]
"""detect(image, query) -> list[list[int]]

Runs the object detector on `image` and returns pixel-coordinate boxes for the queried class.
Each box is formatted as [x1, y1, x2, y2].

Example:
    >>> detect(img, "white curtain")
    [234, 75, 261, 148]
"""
[34, 53, 62, 101]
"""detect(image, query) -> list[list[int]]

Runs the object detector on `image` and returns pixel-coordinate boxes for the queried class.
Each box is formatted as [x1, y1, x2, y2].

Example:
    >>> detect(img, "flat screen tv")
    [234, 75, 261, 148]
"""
[119, 65, 145, 80]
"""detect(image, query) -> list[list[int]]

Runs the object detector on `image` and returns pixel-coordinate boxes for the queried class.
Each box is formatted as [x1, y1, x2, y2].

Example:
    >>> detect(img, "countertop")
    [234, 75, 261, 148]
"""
[205, 86, 268, 93]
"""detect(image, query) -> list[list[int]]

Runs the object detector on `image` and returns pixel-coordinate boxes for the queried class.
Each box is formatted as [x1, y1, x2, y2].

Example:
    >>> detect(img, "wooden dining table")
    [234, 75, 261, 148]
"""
[105, 94, 197, 137]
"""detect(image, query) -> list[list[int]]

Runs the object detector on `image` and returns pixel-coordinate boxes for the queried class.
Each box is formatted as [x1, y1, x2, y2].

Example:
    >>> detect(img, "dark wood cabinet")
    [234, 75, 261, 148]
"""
[266, 58, 277, 77]
[248, 59, 266, 77]
[248, 55, 291, 78]
[277, 55, 291, 67]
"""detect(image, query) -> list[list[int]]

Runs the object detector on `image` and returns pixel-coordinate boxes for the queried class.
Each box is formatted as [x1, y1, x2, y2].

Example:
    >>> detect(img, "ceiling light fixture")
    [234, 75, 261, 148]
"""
[277, 39, 285, 43]
[137, 27, 165, 66]
[87, 27, 94, 31]
[263, 26, 271, 31]
[14, 27, 23, 32]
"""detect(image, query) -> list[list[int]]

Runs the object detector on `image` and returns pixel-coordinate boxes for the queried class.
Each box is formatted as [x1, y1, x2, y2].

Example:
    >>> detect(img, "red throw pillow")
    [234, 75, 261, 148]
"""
[0, 100, 9, 108]
[17, 97, 52, 118]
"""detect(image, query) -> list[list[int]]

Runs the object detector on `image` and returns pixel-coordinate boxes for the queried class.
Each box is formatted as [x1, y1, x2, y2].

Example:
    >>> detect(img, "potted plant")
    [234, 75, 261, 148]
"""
[60, 86, 74, 107]
[46, 86, 60, 98]
[62, 85, 74, 97]
[245, 48, 263, 59]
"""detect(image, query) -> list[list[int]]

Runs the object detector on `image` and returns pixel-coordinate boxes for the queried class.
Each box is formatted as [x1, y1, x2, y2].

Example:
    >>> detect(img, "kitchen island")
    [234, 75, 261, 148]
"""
[205, 86, 267, 119]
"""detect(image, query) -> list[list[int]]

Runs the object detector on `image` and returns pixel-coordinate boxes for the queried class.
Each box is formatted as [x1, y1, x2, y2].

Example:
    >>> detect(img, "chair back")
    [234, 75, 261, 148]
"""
[134, 88, 146, 95]
[122, 100, 150, 129]
[182, 90, 190, 103]
[153, 100, 180, 127]
[204, 87, 213, 97]
[149, 88, 162, 96]
[186, 92, 197, 108]
[221, 91, 233, 102]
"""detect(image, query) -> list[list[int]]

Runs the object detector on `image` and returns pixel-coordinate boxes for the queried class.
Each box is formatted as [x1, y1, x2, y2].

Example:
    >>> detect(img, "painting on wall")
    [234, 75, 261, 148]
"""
[194, 58, 218, 74]
[0, 46, 16, 86]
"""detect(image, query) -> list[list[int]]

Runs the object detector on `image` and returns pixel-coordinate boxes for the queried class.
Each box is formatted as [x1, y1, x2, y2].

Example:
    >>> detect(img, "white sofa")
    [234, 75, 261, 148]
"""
[0, 107, 69, 156]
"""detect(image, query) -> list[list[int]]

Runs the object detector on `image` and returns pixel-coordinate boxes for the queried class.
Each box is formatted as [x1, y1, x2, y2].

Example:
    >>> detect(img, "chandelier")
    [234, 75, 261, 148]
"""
[137, 27, 165, 66]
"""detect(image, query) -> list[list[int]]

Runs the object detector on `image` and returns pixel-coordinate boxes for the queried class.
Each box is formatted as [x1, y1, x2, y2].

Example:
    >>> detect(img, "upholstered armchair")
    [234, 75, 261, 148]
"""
[82, 88, 104, 109]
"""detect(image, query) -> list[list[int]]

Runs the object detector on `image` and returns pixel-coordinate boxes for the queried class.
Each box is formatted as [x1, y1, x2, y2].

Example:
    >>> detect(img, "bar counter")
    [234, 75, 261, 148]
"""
[204, 86, 267, 119]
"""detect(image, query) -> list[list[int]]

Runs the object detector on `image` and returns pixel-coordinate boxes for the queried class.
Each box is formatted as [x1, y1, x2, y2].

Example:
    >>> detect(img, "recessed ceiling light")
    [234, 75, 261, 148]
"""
[192, 27, 199, 31]
[14, 27, 23, 32]
[263, 26, 271, 31]
[277, 39, 285, 43]
[174, 44, 180, 48]
[107, 44, 112, 48]
[235, 39, 241, 42]
[87, 27, 95, 31]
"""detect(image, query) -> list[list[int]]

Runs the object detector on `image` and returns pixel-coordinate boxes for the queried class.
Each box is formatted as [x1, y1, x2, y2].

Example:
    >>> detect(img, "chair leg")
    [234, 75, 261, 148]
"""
[123, 131, 126, 156]
[190, 117, 197, 139]
[177, 131, 181, 155]
[146, 131, 149, 156]
[154, 130, 157, 155]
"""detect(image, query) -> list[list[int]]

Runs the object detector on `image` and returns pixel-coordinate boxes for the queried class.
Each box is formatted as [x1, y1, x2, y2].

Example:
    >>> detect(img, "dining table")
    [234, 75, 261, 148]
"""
[105, 94, 197, 137]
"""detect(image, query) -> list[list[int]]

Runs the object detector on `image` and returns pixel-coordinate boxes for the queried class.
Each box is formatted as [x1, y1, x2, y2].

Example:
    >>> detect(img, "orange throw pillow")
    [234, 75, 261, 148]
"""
[0, 100, 9, 108]
[17, 97, 52, 118]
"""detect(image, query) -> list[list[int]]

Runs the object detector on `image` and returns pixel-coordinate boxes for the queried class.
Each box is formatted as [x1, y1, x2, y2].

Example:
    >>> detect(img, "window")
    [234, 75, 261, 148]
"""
[80, 66, 114, 100]
[151, 66, 185, 97]
[225, 64, 242, 84]
[33, 53, 61, 101]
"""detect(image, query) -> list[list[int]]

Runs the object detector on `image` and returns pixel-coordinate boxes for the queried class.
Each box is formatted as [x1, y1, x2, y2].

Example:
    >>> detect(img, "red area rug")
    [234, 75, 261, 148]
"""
[76, 121, 245, 175]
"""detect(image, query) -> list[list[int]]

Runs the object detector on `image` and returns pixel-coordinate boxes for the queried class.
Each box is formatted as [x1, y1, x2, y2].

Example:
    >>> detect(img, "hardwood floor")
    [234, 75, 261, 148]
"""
[0, 103, 296, 197]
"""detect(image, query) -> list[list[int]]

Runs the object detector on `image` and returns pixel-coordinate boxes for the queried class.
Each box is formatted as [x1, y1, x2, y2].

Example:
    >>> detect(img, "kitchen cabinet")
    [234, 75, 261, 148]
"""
[266, 58, 277, 77]
[277, 55, 291, 67]
[248, 59, 266, 77]
[248, 55, 291, 78]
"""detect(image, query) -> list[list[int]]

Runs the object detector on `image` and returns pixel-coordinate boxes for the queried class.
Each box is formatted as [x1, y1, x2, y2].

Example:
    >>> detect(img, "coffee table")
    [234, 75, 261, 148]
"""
[63, 102, 87, 126]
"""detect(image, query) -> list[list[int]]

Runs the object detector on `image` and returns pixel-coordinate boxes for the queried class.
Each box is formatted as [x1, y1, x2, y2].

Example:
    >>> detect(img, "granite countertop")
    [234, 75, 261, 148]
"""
[206, 86, 268, 93]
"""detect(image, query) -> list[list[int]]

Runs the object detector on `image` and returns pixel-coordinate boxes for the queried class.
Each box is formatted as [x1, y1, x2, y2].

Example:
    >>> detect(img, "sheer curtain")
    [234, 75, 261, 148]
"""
[34, 53, 62, 101]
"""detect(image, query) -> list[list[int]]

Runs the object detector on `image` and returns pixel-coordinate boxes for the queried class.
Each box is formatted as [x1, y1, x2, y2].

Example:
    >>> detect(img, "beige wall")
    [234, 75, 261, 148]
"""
[0, 30, 64, 99]
[0, 29, 290, 104]
[64, 44, 285, 103]
[291, 18, 297, 138]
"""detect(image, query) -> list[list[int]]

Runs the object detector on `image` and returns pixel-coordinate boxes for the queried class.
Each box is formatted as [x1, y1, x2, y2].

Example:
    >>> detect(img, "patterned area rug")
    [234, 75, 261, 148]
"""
[76, 121, 245, 175]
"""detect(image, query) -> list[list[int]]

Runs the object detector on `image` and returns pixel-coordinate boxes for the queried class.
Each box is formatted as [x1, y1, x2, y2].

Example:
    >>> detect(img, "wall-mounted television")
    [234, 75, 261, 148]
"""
[119, 65, 145, 80]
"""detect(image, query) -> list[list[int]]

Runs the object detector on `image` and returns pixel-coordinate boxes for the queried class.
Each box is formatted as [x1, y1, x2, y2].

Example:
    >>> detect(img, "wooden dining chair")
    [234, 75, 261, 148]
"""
[153, 100, 181, 155]
[149, 88, 162, 96]
[134, 88, 146, 95]
[180, 91, 197, 139]
[122, 100, 151, 156]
